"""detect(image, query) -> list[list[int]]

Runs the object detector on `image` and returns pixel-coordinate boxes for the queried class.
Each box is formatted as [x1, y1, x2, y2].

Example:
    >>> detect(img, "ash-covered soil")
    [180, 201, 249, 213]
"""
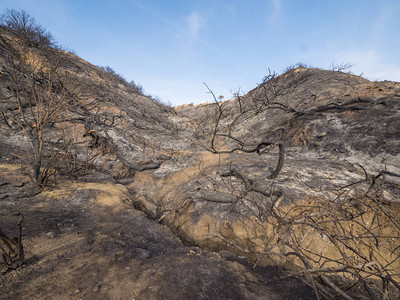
[0, 163, 314, 300]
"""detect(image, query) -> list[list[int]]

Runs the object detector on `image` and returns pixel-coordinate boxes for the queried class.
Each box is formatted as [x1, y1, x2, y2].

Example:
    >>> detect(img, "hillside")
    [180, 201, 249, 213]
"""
[0, 25, 400, 300]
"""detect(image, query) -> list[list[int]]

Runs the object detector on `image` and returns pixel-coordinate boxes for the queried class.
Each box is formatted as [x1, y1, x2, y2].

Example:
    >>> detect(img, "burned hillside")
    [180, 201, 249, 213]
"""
[1, 15, 400, 300]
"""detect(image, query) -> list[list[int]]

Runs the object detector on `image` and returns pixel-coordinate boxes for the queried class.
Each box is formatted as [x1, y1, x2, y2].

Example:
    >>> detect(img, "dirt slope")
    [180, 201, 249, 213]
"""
[1, 27, 400, 299]
[0, 164, 314, 300]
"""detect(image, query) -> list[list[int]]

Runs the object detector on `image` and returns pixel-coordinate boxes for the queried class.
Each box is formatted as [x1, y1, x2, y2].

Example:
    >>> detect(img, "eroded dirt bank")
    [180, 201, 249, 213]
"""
[0, 163, 316, 300]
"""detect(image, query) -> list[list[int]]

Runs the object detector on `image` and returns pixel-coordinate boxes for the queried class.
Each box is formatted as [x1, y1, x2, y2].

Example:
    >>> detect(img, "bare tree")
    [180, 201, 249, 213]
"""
[1, 13, 90, 187]
[329, 62, 354, 73]
[191, 72, 400, 299]
[0, 9, 56, 48]
[201, 81, 287, 178]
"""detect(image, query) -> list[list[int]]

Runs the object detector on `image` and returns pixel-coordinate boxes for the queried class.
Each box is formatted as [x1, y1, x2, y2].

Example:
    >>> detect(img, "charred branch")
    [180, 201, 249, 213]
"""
[0, 213, 24, 271]
[115, 152, 162, 171]
[267, 143, 285, 179]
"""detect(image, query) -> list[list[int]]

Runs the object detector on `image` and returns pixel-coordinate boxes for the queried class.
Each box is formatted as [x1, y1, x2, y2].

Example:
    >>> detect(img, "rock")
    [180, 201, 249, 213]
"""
[46, 231, 56, 238]
[219, 250, 237, 259]
[92, 283, 101, 292]
[134, 248, 150, 260]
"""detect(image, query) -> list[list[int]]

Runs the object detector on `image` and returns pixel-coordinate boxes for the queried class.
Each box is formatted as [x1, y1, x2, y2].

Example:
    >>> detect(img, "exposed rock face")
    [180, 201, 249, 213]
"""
[1, 27, 399, 298]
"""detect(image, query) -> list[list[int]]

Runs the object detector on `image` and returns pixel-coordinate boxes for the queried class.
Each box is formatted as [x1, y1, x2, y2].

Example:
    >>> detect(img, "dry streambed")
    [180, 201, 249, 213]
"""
[0, 163, 314, 300]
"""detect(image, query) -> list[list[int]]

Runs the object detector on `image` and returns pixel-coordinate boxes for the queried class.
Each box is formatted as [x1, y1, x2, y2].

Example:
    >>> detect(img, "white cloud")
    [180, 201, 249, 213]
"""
[269, 0, 282, 23]
[272, 0, 281, 12]
[187, 12, 204, 40]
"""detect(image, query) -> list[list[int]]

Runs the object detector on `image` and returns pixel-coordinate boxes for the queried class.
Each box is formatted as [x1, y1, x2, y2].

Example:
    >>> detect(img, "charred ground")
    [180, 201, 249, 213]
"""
[0, 19, 400, 300]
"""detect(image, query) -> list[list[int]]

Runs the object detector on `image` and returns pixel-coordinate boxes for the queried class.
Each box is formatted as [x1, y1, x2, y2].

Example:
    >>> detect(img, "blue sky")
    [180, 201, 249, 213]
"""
[1, 1, 399, 105]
